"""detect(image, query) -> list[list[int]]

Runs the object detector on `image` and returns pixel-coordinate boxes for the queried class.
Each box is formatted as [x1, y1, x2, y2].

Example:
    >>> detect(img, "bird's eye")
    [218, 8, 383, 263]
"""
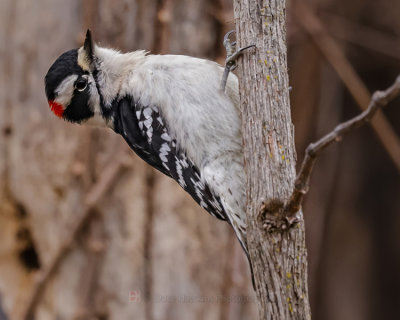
[75, 78, 88, 92]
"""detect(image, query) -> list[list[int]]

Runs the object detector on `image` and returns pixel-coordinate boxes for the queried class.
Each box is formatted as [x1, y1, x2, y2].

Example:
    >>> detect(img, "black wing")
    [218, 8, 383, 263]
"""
[112, 97, 227, 221]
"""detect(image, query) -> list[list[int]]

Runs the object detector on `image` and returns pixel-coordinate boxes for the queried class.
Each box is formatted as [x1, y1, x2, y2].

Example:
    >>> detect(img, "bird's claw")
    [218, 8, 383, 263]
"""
[225, 44, 256, 67]
[220, 30, 255, 92]
[223, 30, 235, 44]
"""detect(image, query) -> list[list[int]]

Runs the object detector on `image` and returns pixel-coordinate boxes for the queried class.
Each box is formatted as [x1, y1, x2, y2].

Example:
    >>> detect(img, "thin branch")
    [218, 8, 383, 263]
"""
[21, 154, 129, 320]
[292, 0, 400, 173]
[285, 75, 400, 220]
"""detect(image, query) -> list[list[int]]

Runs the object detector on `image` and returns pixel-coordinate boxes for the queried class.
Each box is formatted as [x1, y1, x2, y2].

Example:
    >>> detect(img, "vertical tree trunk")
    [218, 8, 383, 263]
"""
[233, 0, 312, 318]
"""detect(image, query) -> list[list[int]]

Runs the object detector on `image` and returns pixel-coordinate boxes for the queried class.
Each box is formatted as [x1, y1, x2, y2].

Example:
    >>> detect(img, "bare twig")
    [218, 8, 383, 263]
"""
[21, 155, 129, 320]
[285, 75, 400, 220]
[293, 0, 400, 173]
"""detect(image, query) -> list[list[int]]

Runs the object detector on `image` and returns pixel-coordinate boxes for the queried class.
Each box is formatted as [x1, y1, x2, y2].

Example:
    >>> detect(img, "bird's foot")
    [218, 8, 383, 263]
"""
[220, 30, 255, 92]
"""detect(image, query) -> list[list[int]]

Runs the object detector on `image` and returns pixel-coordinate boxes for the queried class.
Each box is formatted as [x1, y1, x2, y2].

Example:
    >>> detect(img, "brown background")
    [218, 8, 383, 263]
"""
[0, 0, 399, 319]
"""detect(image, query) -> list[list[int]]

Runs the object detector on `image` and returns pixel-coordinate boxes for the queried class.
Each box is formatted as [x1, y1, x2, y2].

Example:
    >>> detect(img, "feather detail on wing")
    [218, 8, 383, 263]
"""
[112, 97, 227, 221]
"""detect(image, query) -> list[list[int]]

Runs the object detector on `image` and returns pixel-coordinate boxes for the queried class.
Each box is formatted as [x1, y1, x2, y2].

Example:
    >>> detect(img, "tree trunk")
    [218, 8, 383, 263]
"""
[233, 0, 312, 319]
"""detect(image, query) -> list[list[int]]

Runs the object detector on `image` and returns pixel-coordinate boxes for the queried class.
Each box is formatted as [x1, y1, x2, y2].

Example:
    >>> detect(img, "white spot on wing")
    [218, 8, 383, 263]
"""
[143, 107, 152, 119]
[144, 118, 152, 129]
[175, 157, 189, 187]
[146, 126, 153, 140]
[160, 143, 171, 153]
[209, 198, 223, 212]
[161, 133, 171, 141]
[200, 201, 208, 209]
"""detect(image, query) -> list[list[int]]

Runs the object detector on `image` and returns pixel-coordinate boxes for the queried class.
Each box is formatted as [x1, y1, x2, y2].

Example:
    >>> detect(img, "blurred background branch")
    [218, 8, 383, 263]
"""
[293, 0, 400, 173]
[22, 150, 129, 320]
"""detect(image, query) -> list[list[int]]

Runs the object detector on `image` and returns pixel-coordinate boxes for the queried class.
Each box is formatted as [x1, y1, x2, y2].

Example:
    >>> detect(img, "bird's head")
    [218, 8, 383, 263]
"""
[44, 30, 103, 124]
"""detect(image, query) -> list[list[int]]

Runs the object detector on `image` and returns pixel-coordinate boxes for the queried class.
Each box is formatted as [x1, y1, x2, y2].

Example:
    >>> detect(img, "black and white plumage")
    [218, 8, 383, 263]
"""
[114, 96, 228, 222]
[45, 31, 248, 265]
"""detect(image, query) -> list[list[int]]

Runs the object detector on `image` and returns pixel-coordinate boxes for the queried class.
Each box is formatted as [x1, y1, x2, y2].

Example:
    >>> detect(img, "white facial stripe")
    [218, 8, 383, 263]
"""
[77, 46, 103, 118]
[54, 74, 78, 108]
[54, 71, 103, 124]
[78, 46, 91, 71]
[88, 77, 101, 115]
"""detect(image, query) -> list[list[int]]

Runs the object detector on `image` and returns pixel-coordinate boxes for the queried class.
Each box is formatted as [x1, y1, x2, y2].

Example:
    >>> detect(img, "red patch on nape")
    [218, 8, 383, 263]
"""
[48, 100, 64, 118]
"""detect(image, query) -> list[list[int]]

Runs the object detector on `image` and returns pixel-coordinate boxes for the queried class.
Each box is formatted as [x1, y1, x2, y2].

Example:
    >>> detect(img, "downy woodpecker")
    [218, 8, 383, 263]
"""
[45, 30, 251, 275]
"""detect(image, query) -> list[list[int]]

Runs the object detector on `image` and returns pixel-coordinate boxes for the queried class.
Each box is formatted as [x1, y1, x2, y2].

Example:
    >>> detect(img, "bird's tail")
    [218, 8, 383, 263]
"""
[232, 226, 256, 289]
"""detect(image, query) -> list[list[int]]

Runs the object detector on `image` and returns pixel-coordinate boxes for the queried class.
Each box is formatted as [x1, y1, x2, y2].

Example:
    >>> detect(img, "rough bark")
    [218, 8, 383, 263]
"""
[233, 0, 311, 319]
